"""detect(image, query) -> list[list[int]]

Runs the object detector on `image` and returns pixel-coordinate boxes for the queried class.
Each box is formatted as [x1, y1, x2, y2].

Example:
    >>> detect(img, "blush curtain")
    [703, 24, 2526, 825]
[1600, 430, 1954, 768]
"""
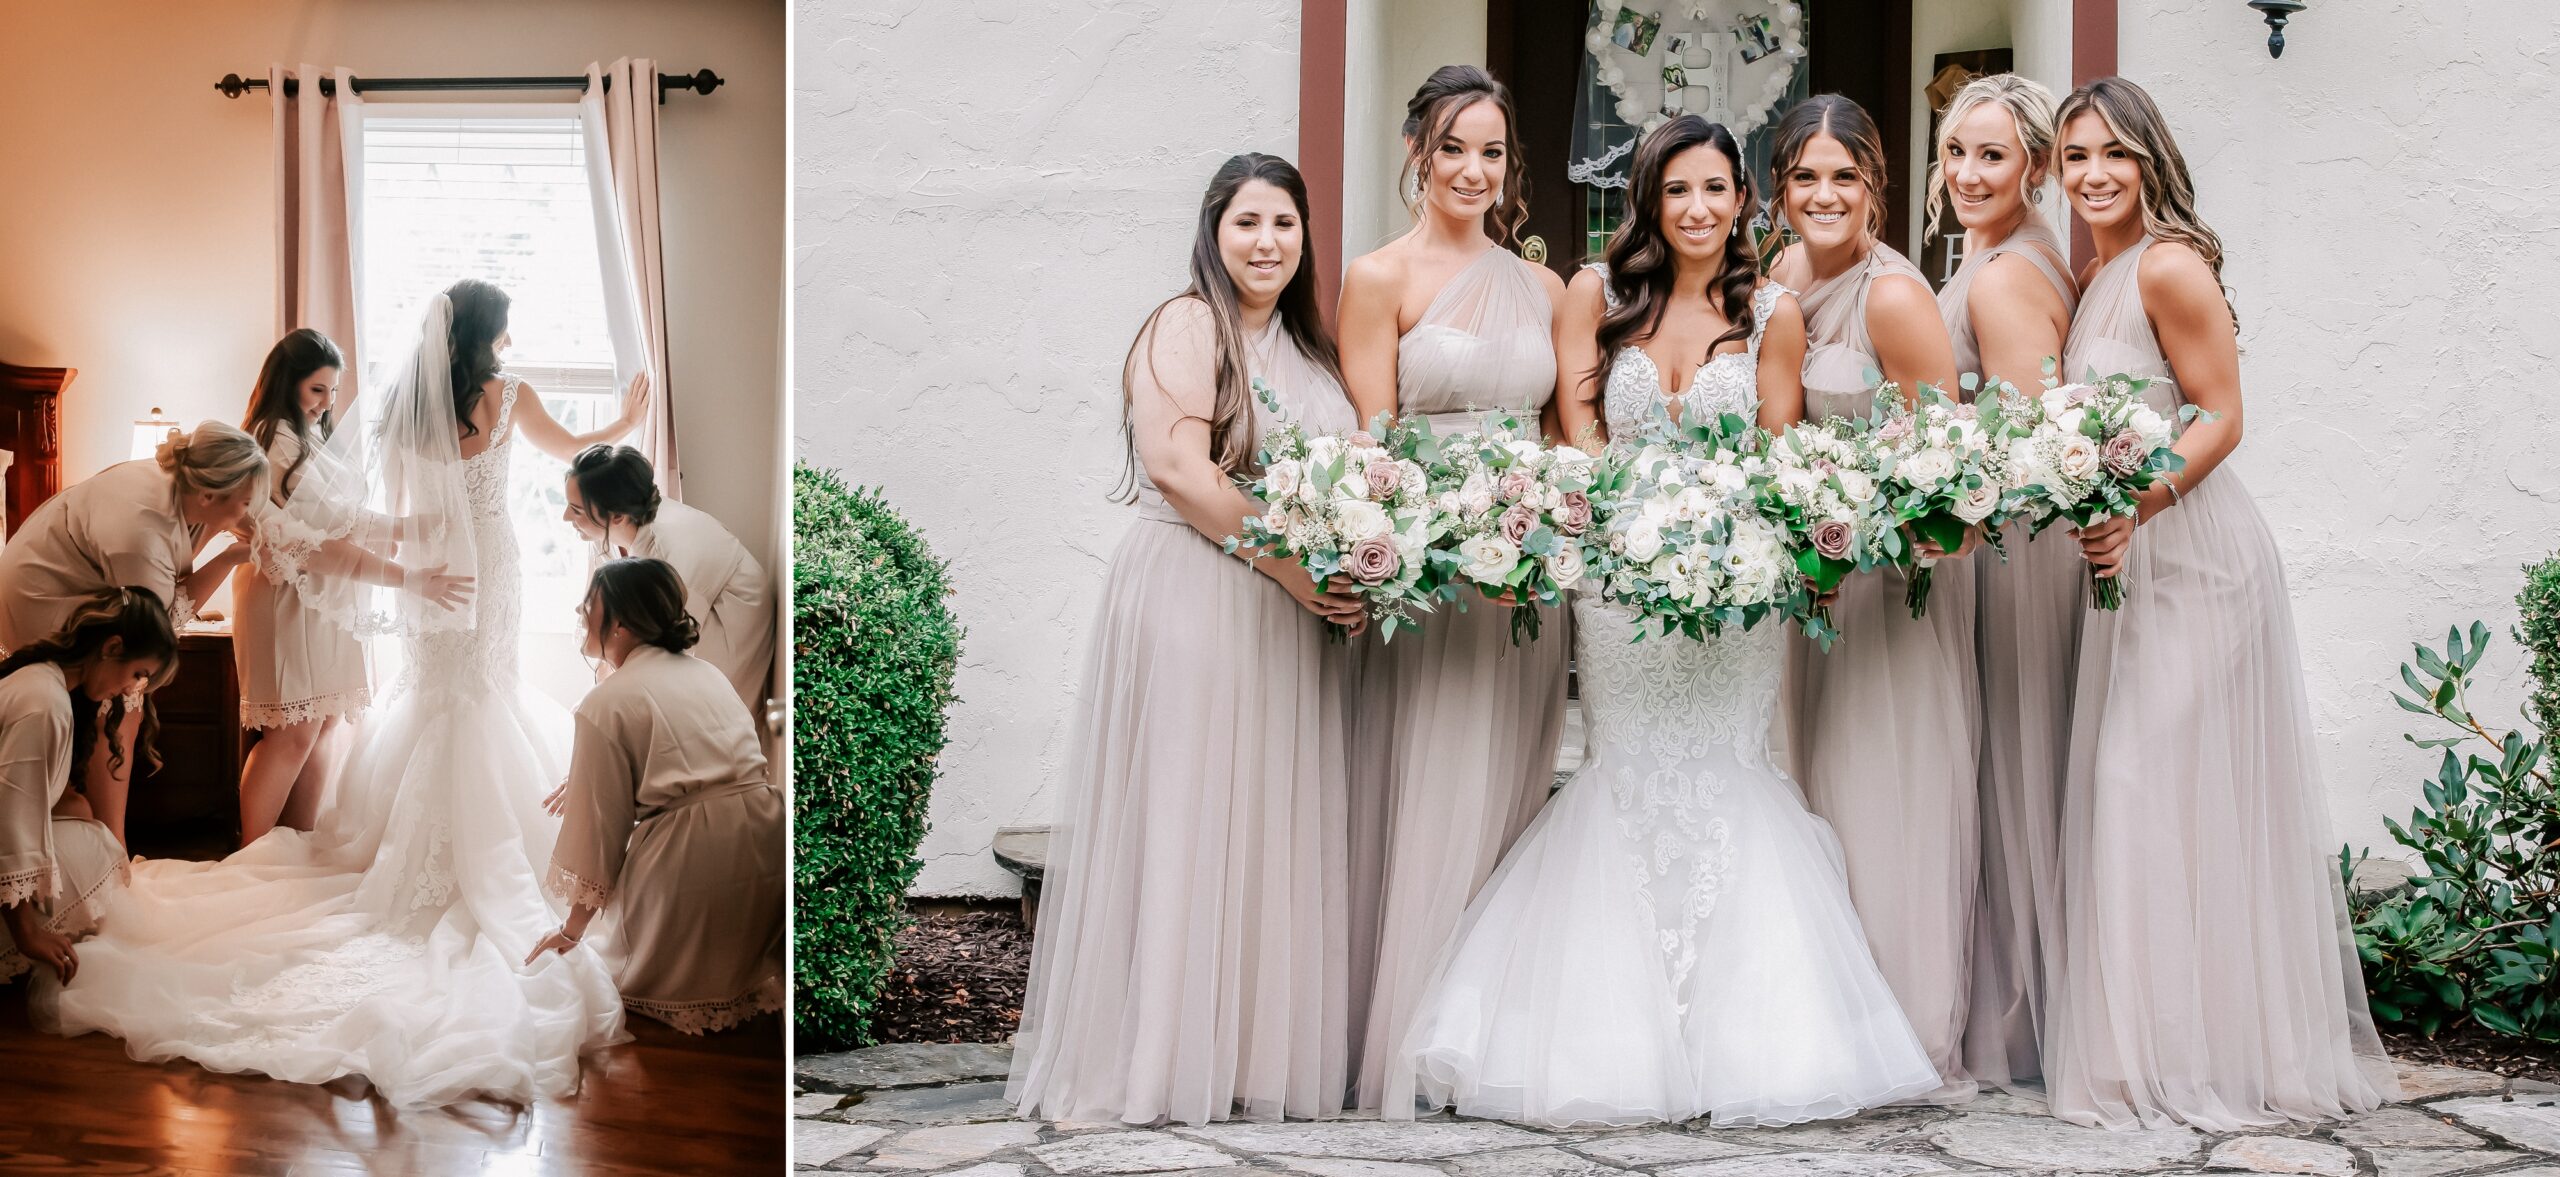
[273, 64, 365, 399]
[580, 59, 681, 499]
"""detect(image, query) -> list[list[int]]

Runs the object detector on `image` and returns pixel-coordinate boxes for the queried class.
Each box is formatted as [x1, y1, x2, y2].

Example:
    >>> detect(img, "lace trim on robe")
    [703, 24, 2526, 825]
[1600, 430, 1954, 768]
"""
[545, 862, 615, 910]
[627, 975, 784, 1036]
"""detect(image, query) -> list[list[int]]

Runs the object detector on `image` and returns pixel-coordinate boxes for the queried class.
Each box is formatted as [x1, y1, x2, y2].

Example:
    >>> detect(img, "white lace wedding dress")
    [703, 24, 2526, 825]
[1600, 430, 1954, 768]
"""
[37, 377, 627, 1108]
[1387, 278, 1940, 1128]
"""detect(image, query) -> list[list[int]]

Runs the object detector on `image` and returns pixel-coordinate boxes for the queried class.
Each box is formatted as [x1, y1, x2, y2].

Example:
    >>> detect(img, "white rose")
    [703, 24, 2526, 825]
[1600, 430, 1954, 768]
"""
[1399, 462, 1430, 499]
[1623, 519, 1665, 563]
[1776, 466, 1820, 501]
[2128, 404, 2172, 447]
[1952, 480, 2002, 524]
[1305, 435, 1345, 468]
[1898, 448, 1958, 490]
[1670, 486, 1714, 523]
[1550, 445, 1595, 474]
[1332, 499, 1391, 542]
[1544, 544, 1588, 587]
[1459, 534, 1521, 584]
[1264, 459, 1301, 499]
[2005, 446, 2043, 490]
[2057, 435, 2102, 481]
[1708, 462, 1749, 495]
[1502, 438, 1545, 464]
[2039, 384, 2081, 415]
[1835, 469, 1878, 504]
[1458, 474, 1495, 516]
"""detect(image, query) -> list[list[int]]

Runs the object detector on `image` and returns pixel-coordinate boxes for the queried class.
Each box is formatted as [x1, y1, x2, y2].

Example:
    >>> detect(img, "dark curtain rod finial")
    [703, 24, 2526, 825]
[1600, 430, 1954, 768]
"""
[215, 68, 724, 104]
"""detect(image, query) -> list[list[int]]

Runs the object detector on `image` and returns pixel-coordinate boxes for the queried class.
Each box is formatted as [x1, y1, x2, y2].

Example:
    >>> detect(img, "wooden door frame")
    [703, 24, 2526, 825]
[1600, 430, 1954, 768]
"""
[1294, 0, 2121, 293]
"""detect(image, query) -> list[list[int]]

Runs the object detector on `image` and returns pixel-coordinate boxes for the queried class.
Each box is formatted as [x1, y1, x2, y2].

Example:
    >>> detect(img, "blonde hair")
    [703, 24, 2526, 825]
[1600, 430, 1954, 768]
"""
[156, 420, 269, 498]
[2055, 76, 2227, 284]
[1924, 73, 2059, 242]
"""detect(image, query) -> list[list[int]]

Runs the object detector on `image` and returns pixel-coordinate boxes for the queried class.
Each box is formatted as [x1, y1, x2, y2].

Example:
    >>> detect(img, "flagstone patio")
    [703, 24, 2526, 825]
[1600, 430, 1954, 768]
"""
[795, 1044, 2560, 1177]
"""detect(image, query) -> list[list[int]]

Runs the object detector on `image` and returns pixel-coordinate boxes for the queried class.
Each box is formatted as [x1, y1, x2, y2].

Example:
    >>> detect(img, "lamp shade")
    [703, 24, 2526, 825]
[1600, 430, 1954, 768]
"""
[131, 408, 178, 463]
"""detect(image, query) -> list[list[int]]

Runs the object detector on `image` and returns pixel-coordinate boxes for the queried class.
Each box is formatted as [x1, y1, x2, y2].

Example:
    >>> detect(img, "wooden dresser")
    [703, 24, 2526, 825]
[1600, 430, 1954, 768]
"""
[125, 630, 246, 861]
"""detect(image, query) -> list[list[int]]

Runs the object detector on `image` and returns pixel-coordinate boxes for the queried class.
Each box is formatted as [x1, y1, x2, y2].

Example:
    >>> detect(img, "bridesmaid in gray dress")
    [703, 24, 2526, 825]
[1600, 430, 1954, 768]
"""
[2045, 77, 2393, 1130]
[1925, 74, 2080, 1090]
[1766, 94, 1977, 1100]
[1335, 65, 1570, 1108]
[1007, 153, 1364, 1126]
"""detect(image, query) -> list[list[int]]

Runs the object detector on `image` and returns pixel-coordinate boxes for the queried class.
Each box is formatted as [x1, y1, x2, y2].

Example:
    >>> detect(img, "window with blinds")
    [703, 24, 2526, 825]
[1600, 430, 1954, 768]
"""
[356, 110, 620, 709]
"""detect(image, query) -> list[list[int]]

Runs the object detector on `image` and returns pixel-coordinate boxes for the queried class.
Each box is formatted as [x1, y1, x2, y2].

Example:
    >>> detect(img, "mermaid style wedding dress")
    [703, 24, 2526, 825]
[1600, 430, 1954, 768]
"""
[1388, 278, 1939, 1128]
[37, 375, 626, 1108]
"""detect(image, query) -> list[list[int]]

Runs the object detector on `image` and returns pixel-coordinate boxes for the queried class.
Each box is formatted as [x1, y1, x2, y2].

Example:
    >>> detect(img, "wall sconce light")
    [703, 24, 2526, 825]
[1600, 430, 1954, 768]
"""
[131, 406, 178, 463]
[2247, 0, 2307, 58]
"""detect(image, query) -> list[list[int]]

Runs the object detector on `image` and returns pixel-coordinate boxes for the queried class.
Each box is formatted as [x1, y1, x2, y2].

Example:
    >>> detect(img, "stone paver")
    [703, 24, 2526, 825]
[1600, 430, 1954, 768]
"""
[800, 1042, 1017, 1093]
[1027, 1130, 1239, 1174]
[2393, 1063, 2510, 1101]
[1662, 1151, 1960, 1177]
[835, 1081, 1017, 1125]
[2433, 1095, 2560, 1153]
[1176, 1121, 1550, 1160]
[2363, 1148, 2523, 1177]
[2332, 1107, 2485, 1148]
[790, 1043, 2560, 1177]
[1572, 1130, 1768, 1165]
[866, 1121, 1045, 1169]
[796, 1121, 894, 1169]
[2205, 1136, 2355, 1176]
[1930, 1113, 2203, 1171]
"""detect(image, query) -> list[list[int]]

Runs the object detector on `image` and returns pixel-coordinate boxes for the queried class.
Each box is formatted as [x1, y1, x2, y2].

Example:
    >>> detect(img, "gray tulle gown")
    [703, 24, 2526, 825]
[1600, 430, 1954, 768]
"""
[1784, 241, 1980, 1096]
[2044, 237, 2396, 1129]
[1939, 219, 2079, 1089]
[1007, 309, 1357, 1126]
[1352, 246, 1571, 1107]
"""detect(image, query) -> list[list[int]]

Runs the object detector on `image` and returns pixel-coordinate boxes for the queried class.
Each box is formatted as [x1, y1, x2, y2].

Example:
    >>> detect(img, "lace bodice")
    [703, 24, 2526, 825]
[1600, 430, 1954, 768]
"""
[412, 376, 523, 696]
[1589, 268, 1787, 442]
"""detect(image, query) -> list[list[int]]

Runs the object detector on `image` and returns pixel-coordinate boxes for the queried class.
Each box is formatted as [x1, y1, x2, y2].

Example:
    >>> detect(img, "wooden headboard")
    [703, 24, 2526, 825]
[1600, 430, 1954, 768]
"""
[0, 361, 69, 537]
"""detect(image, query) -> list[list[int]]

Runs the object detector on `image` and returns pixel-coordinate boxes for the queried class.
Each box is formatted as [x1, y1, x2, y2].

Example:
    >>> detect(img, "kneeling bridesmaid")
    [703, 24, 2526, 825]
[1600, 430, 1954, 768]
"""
[0, 589, 178, 985]
[532, 558, 784, 1034]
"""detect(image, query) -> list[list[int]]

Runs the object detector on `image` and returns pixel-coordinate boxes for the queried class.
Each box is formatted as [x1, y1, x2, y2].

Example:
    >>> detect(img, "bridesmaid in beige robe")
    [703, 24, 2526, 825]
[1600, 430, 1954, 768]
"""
[1766, 95, 1978, 1099]
[1924, 75, 2081, 1090]
[1006, 153, 1362, 1126]
[563, 445, 775, 716]
[2043, 77, 2392, 1130]
[0, 423, 267, 843]
[1335, 66, 1572, 1108]
[533, 558, 783, 1033]
[0, 589, 178, 985]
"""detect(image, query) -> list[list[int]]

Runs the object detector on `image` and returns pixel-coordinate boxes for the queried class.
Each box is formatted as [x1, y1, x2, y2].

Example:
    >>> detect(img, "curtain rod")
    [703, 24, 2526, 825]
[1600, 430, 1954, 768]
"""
[215, 69, 723, 105]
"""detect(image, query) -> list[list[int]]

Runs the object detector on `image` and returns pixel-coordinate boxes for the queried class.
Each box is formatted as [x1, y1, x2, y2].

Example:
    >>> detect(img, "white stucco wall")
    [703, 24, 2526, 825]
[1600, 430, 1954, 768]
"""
[798, 0, 1301, 896]
[2121, 0, 2560, 853]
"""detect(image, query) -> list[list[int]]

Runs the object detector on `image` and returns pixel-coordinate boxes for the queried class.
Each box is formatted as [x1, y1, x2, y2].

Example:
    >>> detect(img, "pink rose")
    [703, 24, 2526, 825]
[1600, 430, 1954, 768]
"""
[2067, 386, 2095, 406]
[1497, 470, 1536, 502]
[1499, 503, 1537, 543]
[1556, 491, 1592, 536]
[1349, 430, 1378, 448]
[1877, 417, 1915, 445]
[1365, 460, 1402, 500]
[1345, 535, 1399, 585]
[2101, 430, 2147, 477]
[1811, 520, 1853, 560]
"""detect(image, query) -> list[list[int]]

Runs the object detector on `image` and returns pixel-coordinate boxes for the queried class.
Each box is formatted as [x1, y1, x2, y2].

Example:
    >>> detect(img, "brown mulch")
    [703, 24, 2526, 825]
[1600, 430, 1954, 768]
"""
[2386, 1024, 2560, 1083]
[868, 905, 1032, 1045]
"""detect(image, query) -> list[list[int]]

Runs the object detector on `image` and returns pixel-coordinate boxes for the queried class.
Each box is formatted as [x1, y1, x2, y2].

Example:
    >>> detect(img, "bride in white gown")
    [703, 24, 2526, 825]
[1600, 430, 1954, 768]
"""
[37, 282, 650, 1107]
[1387, 118, 1940, 1129]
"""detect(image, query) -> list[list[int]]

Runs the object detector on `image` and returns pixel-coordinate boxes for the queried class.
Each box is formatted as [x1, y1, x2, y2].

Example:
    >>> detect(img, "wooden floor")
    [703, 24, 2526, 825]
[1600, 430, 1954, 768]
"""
[0, 982, 785, 1175]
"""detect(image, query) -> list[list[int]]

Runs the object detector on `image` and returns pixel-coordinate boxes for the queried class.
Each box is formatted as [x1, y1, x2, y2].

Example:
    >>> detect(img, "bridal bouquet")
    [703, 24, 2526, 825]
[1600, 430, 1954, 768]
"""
[1420, 412, 1600, 643]
[1996, 372, 2197, 610]
[1756, 414, 1903, 648]
[1870, 382, 2018, 617]
[1580, 432, 1801, 642]
[1225, 381, 1442, 640]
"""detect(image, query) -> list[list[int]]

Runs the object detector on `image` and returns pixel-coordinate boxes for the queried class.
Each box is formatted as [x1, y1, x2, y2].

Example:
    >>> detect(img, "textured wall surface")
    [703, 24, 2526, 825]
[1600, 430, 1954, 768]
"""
[799, 0, 1300, 895]
[2121, 0, 2560, 851]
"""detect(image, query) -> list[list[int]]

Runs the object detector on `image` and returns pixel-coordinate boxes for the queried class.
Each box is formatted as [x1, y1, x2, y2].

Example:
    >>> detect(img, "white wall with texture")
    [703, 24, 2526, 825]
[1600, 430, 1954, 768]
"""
[2120, 0, 2560, 853]
[798, 0, 1301, 895]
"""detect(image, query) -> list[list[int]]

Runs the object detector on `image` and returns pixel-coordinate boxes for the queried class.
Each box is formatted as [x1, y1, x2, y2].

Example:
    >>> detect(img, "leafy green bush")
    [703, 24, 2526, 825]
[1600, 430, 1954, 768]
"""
[2348, 553, 2560, 1042]
[793, 465, 962, 1050]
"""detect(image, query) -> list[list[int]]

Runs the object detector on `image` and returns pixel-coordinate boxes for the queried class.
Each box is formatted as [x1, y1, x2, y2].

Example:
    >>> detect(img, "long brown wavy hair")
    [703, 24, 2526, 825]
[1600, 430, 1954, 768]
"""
[1114, 153, 1343, 501]
[1591, 116, 1761, 400]
[242, 328, 345, 498]
[2055, 76, 2229, 286]
[0, 588, 181, 778]
[1400, 65, 1531, 248]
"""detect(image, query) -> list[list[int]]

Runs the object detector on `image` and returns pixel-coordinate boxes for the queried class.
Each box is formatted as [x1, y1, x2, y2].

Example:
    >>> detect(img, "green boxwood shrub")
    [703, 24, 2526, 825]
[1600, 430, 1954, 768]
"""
[2348, 552, 2560, 1042]
[793, 465, 962, 1050]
